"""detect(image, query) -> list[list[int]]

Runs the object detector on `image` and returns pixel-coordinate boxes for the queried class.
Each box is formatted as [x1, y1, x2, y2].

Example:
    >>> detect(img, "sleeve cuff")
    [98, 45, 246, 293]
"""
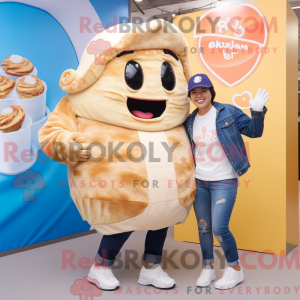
[250, 106, 268, 116]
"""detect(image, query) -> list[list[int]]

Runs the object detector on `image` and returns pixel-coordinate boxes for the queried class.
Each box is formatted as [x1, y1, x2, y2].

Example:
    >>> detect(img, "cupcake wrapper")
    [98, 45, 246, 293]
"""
[18, 93, 34, 99]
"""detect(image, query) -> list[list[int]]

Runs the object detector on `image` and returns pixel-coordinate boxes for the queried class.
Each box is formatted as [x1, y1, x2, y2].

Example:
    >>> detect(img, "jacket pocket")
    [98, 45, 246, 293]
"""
[217, 115, 236, 137]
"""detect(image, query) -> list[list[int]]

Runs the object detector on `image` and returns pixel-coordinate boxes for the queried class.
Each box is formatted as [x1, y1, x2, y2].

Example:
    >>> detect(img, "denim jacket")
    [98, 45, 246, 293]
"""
[183, 101, 268, 178]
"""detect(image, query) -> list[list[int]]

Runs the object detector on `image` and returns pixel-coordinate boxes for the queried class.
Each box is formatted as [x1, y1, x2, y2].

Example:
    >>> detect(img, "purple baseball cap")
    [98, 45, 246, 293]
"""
[188, 74, 214, 91]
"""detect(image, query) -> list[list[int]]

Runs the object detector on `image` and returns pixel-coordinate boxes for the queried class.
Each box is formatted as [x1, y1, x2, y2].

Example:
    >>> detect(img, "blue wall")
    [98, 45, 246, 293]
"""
[0, 0, 129, 253]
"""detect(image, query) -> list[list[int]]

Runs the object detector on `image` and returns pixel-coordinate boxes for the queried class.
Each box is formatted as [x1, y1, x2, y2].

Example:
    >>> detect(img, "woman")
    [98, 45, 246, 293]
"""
[183, 74, 269, 290]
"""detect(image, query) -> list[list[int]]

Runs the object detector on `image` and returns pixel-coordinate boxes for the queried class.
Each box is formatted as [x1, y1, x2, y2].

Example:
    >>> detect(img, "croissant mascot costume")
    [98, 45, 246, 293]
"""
[39, 19, 196, 235]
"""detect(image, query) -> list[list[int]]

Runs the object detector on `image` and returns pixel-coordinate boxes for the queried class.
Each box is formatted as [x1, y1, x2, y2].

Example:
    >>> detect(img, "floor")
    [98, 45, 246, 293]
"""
[1, 183, 300, 300]
[1, 225, 300, 300]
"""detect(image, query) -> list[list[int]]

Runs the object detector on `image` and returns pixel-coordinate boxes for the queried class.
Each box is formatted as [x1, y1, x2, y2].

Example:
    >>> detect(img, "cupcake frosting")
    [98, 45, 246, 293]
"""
[10, 55, 24, 64]
[2, 55, 34, 77]
[1, 107, 13, 115]
[0, 105, 25, 130]
[17, 75, 44, 98]
[24, 75, 36, 85]
[0, 76, 15, 98]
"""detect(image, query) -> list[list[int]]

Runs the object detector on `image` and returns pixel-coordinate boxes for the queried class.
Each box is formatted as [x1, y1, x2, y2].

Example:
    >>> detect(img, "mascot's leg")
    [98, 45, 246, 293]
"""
[143, 227, 169, 264]
[96, 231, 134, 266]
[87, 231, 133, 291]
[137, 227, 176, 289]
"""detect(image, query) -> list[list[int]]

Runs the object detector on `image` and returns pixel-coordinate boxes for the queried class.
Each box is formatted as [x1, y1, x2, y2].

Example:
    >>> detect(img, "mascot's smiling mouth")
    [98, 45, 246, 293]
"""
[127, 97, 166, 119]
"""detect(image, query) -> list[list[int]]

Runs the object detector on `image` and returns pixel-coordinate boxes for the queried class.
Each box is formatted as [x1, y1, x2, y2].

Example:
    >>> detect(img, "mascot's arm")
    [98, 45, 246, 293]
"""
[38, 96, 90, 166]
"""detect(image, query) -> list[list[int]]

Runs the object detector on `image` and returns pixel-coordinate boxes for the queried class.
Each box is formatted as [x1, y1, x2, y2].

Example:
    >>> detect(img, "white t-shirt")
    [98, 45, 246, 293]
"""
[193, 106, 237, 181]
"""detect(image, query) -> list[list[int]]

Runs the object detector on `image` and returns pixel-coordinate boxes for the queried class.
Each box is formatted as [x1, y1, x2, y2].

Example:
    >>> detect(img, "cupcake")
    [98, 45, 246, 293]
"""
[2, 55, 34, 77]
[0, 76, 15, 99]
[16, 75, 44, 99]
[0, 105, 25, 133]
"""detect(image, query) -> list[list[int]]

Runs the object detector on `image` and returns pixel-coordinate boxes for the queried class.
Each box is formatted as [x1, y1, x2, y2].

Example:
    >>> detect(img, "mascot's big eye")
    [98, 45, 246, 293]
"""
[161, 62, 175, 91]
[125, 61, 143, 90]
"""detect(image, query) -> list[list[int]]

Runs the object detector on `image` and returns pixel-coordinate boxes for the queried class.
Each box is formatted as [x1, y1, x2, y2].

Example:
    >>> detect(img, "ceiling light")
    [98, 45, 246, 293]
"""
[293, 6, 300, 9]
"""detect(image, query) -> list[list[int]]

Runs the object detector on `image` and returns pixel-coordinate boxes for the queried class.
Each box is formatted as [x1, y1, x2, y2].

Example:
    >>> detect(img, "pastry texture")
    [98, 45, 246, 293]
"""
[16, 75, 44, 99]
[0, 76, 15, 99]
[38, 19, 195, 235]
[2, 55, 34, 77]
[0, 105, 25, 133]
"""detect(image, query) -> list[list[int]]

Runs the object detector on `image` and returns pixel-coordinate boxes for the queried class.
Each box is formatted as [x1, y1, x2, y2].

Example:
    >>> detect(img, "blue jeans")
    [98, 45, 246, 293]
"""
[194, 178, 240, 267]
[95, 227, 169, 266]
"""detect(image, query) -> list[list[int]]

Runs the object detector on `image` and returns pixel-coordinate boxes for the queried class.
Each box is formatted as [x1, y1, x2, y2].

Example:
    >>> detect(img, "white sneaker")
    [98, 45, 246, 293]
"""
[87, 261, 120, 290]
[214, 266, 244, 290]
[138, 264, 176, 289]
[196, 265, 216, 287]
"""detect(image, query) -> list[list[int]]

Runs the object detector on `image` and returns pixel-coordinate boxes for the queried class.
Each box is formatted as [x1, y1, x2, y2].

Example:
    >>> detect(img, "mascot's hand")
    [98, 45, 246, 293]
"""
[249, 88, 269, 111]
[54, 133, 91, 165]
[73, 136, 91, 161]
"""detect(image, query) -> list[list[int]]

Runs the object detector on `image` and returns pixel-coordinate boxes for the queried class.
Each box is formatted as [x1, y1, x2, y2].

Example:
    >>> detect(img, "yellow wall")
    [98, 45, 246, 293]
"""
[174, 0, 299, 255]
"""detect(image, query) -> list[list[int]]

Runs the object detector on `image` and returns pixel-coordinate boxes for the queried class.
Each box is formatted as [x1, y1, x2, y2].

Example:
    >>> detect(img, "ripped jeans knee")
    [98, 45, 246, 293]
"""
[214, 234, 223, 242]
[198, 218, 209, 235]
[216, 198, 226, 205]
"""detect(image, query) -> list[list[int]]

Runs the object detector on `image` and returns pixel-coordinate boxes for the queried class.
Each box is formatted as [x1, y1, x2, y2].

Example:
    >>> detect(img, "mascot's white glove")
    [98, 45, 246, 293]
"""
[249, 88, 269, 111]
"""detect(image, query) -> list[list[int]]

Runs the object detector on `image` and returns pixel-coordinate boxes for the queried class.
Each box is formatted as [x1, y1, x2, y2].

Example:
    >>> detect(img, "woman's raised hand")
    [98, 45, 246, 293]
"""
[249, 88, 269, 111]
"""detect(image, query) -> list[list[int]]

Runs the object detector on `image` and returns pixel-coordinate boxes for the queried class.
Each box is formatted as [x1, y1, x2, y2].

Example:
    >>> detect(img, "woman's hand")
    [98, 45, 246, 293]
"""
[249, 88, 269, 111]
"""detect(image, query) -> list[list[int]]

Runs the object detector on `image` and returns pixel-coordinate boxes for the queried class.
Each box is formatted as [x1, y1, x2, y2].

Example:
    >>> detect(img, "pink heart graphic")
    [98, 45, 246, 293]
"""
[194, 4, 268, 86]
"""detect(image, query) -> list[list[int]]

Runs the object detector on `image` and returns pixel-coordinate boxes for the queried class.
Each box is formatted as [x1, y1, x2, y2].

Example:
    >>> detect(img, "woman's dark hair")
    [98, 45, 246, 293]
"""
[188, 87, 216, 103]
[209, 87, 216, 103]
